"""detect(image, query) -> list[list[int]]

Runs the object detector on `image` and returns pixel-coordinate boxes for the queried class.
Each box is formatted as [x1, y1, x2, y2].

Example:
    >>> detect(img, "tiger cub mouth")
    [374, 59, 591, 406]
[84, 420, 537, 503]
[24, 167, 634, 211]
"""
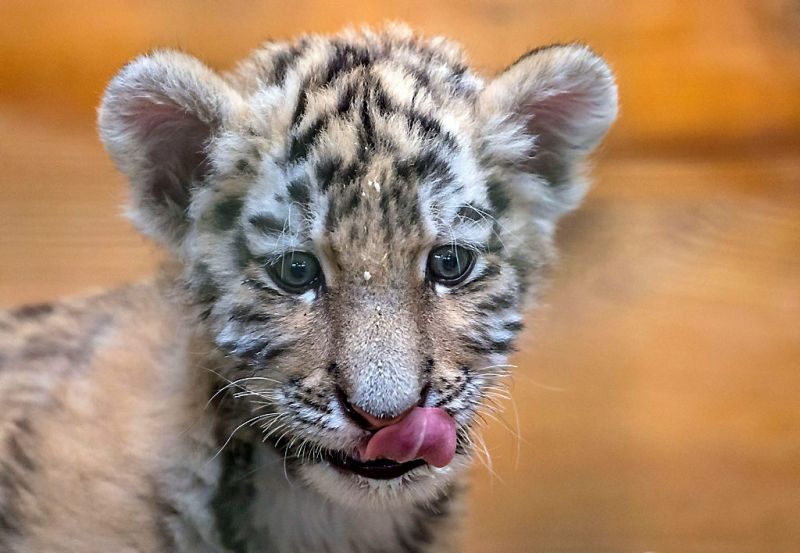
[326, 452, 427, 480]
[277, 406, 458, 481]
[333, 406, 456, 479]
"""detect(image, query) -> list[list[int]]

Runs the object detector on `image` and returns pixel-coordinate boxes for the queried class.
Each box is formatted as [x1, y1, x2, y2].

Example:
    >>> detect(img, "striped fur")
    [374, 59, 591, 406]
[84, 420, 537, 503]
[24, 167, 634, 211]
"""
[1, 24, 616, 552]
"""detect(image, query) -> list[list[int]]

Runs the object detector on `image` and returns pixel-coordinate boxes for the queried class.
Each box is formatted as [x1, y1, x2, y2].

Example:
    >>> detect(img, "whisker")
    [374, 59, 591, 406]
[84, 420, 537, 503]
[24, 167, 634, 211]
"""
[203, 369, 282, 408]
[206, 413, 273, 465]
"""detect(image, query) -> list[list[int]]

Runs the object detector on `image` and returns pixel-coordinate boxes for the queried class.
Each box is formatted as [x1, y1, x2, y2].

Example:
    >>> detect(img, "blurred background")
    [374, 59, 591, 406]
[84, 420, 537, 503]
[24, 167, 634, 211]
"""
[1, 1, 799, 551]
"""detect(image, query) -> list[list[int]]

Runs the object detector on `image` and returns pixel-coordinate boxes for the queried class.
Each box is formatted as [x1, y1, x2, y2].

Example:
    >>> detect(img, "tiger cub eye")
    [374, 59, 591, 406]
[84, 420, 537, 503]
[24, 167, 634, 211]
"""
[427, 245, 475, 285]
[268, 251, 322, 293]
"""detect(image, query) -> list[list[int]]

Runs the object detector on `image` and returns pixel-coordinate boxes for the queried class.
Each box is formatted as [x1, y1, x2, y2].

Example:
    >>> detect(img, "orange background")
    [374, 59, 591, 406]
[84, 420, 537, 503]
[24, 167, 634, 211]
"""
[1, 1, 799, 551]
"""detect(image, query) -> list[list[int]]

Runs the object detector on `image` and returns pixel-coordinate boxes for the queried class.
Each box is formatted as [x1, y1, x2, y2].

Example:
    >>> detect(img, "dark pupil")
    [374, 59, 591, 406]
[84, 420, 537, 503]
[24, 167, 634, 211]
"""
[439, 251, 460, 276]
[286, 259, 310, 284]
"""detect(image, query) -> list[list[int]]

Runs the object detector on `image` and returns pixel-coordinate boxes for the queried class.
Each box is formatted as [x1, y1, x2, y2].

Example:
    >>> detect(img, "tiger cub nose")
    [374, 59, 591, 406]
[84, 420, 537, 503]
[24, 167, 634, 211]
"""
[349, 403, 415, 431]
[337, 388, 425, 431]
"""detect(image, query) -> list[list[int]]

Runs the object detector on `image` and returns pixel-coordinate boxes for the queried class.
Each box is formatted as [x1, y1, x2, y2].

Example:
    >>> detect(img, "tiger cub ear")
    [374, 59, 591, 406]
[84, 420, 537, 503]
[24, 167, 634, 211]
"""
[98, 51, 242, 247]
[479, 44, 618, 226]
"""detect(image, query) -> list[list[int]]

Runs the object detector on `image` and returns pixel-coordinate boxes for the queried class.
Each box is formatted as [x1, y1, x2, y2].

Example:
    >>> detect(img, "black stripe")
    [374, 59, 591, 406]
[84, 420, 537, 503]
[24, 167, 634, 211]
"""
[192, 262, 220, 305]
[289, 44, 370, 129]
[249, 213, 286, 236]
[290, 85, 309, 128]
[476, 293, 516, 312]
[218, 338, 270, 360]
[287, 178, 311, 210]
[0, 418, 36, 543]
[487, 179, 511, 216]
[229, 306, 272, 325]
[0, 470, 23, 540]
[452, 263, 501, 295]
[240, 278, 282, 297]
[455, 204, 485, 224]
[270, 44, 303, 84]
[234, 232, 255, 270]
[338, 185, 363, 220]
[405, 109, 456, 147]
[7, 420, 35, 473]
[372, 80, 393, 115]
[508, 255, 533, 294]
[315, 155, 342, 192]
[326, 42, 371, 84]
[213, 197, 244, 231]
[419, 149, 454, 186]
[379, 183, 392, 213]
[423, 357, 435, 376]
[405, 63, 432, 91]
[271, 49, 294, 84]
[258, 344, 291, 362]
[11, 303, 54, 320]
[288, 117, 326, 163]
[336, 80, 359, 115]
[486, 222, 505, 253]
[434, 379, 468, 408]
[359, 91, 375, 150]
[448, 63, 470, 93]
[212, 437, 256, 553]
[152, 493, 180, 552]
[20, 335, 79, 362]
[338, 161, 362, 187]
[235, 158, 256, 175]
[465, 336, 515, 356]
[325, 178, 366, 232]
[394, 150, 454, 185]
[503, 320, 524, 332]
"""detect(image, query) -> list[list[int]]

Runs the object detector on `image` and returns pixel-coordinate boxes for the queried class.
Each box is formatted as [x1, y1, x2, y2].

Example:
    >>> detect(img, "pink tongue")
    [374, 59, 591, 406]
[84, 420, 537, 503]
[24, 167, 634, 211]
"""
[358, 407, 457, 468]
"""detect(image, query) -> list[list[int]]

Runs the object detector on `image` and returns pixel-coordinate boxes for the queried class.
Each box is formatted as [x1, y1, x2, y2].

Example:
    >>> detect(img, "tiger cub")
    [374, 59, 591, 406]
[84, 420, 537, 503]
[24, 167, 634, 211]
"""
[0, 24, 617, 553]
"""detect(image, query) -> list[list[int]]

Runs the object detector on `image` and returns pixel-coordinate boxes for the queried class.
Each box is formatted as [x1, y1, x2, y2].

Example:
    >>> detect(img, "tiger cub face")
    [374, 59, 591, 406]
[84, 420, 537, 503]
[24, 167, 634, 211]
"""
[99, 25, 617, 508]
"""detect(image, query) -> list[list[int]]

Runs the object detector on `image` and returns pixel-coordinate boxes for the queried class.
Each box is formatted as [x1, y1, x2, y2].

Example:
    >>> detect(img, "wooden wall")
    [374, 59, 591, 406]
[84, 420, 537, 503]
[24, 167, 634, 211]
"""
[2, 0, 800, 156]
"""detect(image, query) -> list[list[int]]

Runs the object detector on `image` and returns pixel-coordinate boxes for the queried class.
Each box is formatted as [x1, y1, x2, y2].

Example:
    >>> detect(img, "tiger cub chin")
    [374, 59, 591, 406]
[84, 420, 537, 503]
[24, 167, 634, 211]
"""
[0, 24, 616, 553]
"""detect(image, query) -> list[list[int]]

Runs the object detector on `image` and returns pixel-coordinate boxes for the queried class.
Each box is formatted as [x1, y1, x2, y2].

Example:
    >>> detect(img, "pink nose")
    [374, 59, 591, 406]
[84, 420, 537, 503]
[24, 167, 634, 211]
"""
[349, 402, 416, 431]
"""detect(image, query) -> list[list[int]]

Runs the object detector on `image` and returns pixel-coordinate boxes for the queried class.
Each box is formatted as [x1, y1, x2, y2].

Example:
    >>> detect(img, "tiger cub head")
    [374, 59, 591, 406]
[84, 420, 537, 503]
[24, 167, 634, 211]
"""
[99, 24, 617, 508]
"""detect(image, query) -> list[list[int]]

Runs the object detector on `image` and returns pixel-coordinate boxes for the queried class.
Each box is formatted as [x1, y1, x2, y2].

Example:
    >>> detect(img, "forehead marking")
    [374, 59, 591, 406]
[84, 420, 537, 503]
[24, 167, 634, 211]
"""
[249, 213, 286, 236]
[212, 197, 244, 231]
